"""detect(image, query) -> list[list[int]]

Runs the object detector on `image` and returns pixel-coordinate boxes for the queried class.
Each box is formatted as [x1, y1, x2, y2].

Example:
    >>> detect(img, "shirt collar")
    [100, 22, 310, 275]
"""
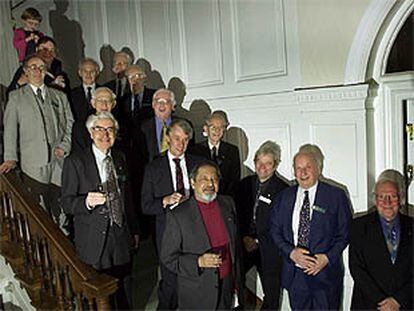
[168, 150, 185, 161]
[29, 83, 45, 94]
[92, 143, 111, 162]
[208, 141, 220, 150]
[83, 83, 95, 91]
[156, 116, 172, 126]
[298, 181, 319, 197]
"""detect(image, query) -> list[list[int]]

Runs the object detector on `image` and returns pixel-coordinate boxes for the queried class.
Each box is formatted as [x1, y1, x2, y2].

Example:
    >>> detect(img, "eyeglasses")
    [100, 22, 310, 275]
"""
[38, 47, 56, 53]
[94, 98, 113, 105]
[207, 125, 225, 131]
[26, 64, 46, 72]
[92, 126, 116, 134]
[153, 98, 173, 105]
[376, 193, 399, 203]
[128, 72, 146, 79]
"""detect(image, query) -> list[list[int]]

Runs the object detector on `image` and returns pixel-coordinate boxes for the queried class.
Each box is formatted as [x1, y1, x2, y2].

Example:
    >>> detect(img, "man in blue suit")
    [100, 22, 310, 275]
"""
[270, 150, 352, 310]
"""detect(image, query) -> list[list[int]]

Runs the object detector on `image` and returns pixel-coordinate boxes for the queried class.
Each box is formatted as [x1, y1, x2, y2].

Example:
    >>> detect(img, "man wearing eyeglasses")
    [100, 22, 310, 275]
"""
[189, 112, 240, 197]
[71, 86, 117, 153]
[1, 54, 73, 225]
[62, 111, 139, 310]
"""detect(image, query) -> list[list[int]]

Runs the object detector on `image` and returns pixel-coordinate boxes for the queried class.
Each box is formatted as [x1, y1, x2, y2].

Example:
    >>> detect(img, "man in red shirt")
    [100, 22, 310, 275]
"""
[161, 160, 243, 310]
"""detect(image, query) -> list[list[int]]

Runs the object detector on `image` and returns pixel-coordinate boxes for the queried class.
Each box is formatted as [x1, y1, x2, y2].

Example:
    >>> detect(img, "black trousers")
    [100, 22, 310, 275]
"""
[243, 248, 282, 310]
[157, 263, 178, 310]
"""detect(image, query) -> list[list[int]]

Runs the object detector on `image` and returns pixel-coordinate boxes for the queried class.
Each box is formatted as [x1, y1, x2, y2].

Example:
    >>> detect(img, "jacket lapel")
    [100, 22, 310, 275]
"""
[217, 196, 236, 264]
[188, 197, 211, 251]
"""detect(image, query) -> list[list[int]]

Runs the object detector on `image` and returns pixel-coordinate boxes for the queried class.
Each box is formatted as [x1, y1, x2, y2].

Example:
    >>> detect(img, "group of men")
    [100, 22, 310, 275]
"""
[1, 36, 412, 311]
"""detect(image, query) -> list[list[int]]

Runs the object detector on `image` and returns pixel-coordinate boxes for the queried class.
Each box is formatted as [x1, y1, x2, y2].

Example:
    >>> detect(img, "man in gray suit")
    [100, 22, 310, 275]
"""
[0, 54, 73, 223]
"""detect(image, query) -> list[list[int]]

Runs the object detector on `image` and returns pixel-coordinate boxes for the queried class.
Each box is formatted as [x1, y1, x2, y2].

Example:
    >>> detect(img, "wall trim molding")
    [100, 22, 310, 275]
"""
[344, 0, 396, 84]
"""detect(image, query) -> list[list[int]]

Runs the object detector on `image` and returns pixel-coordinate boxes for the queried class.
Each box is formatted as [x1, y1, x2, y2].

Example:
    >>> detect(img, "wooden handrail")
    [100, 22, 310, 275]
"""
[0, 171, 118, 310]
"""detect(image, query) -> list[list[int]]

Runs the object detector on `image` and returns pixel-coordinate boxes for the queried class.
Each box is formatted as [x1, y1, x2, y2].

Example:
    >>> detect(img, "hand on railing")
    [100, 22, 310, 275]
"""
[0, 160, 17, 174]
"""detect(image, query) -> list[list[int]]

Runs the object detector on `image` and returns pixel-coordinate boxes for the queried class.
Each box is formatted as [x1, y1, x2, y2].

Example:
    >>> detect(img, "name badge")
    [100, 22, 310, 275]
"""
[258, 195, 271, 204]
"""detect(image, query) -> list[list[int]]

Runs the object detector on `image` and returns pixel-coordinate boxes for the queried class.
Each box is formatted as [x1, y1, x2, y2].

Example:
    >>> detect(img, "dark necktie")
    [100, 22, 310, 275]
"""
[133, 94, 141, 114]
[116, 79, 122, 98]
[36, 88, 44, 104]
[386, 224, 398, 264]
[104, 155, 123, 227]
[86, 86, 92, 105]
[297, 190, 311, 249]
[173, 158, 185, 195]
[211, 146, 218, 163]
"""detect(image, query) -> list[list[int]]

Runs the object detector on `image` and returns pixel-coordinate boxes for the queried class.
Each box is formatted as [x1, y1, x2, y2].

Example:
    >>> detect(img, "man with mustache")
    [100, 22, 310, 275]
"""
[161, 160, 243, 310]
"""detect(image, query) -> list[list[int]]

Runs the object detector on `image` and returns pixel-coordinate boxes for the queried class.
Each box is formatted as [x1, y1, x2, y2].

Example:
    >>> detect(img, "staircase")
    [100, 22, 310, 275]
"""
[0, 171, 118, 310]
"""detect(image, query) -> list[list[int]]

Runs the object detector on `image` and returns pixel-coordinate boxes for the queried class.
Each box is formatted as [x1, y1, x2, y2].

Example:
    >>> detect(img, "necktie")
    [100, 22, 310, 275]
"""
[36, 88, 44, 104]
[115, 79, 121, 99]
[86, 86, 92, 104]
[297, 190, 311, 249]
[160, 122, 169, 153]
[211, 146, 218, 163]
[173, 158, 185, 195]
[386, 224, 398, 264]
[104, 156, 123, 227]
[133, 94, 141, 114]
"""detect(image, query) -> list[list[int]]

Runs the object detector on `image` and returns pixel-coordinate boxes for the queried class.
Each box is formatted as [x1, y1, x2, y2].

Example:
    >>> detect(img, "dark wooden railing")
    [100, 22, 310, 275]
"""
[0, 171, 118, 310]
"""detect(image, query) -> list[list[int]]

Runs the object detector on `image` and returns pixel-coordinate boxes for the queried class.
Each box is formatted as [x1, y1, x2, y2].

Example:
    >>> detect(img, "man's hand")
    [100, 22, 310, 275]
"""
[243, 236, 258, 253]
[378, 297, 400, 311]
[162, 192, 183, 208]
[54, 147, 65, 158]
[0, 160, 17, 173]
[198, 253, 222, 268]
[53, 75, 66, 88]
[133, 234, 140, 250]
[303, 253, 329, 275]
[289, 247, 315, 268]
[86, 192, 106, 208]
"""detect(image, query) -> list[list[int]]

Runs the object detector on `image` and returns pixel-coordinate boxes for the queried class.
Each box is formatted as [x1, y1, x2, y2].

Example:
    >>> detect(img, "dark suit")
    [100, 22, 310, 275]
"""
[349, 211, 413, 310]
[118, 87, 156, 124]
[105, 77, 129, 101]
[161, 196, 243, 310]
[69, 84, 100, 122]
[236, 174, 289, 309]
[270, 181, 352, 310]
[141, 153, 199, 309]
[189, 141, 240, 197]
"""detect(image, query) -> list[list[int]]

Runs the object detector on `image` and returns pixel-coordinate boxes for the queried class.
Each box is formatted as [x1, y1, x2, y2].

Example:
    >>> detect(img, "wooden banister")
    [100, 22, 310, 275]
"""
[0, 171, 118, 310]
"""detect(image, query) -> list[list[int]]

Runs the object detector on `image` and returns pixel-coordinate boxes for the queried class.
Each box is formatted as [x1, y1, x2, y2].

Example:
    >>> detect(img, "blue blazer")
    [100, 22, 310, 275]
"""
[270, 181, 352, 291]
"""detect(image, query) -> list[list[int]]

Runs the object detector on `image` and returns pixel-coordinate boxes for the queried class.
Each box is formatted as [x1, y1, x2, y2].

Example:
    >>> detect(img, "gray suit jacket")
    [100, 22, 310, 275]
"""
[160, 196, 243, 310]
[3, 84, 73, 185]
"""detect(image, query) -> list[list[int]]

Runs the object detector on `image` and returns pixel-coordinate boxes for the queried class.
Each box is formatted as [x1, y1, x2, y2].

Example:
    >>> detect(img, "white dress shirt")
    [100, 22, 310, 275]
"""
[167, 151, 190, 193]
[29, 83, 45, 100]
[292, 181, 318, 246]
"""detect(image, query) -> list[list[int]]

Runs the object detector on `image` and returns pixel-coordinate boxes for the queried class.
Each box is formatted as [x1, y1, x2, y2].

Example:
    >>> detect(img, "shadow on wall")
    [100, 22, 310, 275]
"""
[226, 126, 253, 178]
[96, 44, 116, 85]
[138, 58, 165, 90]
[49, 0, 85, 86]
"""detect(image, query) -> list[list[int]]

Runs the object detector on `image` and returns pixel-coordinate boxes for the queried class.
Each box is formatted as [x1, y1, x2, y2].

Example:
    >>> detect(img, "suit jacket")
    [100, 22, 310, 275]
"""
[270, 181, 352, 291]
[189, 140, 241, 197]
[141, 153, 199, 252]
[349, 212, 413, 310]
[236, 174, 289, 271]
[61, 147, 138, 266]
[104, 77, 129, 102]
[4, 84, 73, 185]
[69, 84, 101, 122]
[118, 87, 156, 123]
[160, 196, 243, 310]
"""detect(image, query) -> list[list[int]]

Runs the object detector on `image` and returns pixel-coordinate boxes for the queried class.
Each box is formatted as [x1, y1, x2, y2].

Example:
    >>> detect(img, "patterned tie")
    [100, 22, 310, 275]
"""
[104, 156, 123, 227]
[173, 158, 185, 195]
[160, 122, 169, 153]
[36, 88, 44, 104]
[297, 190, 311, 249]
[386, 224, 398, 264]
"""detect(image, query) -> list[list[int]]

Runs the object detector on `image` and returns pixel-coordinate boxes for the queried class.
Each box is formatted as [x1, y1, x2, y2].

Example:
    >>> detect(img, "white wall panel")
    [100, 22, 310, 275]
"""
[140, 0, 173, 79]
[230, 0, 287, 82]
[310, 123, 359, 196]
[177, 0, 224, 87]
